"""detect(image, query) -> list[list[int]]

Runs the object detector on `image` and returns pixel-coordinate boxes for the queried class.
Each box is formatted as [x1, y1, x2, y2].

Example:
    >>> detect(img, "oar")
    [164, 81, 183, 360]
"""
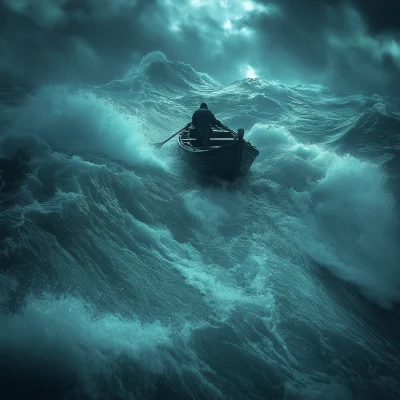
[152, 127, 186, 149]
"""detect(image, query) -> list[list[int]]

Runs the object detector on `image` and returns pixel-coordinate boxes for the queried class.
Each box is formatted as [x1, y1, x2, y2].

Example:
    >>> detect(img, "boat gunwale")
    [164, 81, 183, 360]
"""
[177, 125, 243, 153]
[177, 123, 259, 181]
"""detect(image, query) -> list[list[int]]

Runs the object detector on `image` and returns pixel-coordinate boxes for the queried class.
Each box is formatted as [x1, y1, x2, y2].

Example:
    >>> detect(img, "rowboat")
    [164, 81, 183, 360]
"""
[177, 124, 259, 181]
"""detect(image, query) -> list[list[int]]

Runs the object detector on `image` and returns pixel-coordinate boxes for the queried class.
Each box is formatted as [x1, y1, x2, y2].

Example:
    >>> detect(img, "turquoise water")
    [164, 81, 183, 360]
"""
[0, 53, 399, 400]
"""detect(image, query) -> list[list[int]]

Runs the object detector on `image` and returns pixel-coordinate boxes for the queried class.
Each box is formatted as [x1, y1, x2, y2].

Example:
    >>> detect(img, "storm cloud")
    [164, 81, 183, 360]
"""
[0, 0, 399, 95]
[247, 0, 400, 93]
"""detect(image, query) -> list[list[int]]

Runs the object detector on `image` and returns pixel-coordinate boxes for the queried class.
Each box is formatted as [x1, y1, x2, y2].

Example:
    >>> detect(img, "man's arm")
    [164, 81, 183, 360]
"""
[210, 112, 222, 127]
[192, 112, 197, 126]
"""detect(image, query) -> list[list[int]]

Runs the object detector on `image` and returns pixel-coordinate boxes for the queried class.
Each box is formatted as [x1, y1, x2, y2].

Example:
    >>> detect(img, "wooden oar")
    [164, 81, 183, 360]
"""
[152, 127, 186, 149]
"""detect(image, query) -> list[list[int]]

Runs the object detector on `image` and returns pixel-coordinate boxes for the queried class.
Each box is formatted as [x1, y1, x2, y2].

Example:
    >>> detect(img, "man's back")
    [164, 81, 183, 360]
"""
[192, 105, 220, 131]
[190, 103, 222, 146]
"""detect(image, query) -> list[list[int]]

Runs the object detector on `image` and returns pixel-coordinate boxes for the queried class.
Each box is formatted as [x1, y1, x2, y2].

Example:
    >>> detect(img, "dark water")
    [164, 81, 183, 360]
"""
[1, 52, 399, 399]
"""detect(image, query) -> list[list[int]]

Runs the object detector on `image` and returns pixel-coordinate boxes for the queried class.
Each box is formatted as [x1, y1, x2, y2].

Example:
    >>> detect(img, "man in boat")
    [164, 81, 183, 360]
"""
[190, 103, 223, 146]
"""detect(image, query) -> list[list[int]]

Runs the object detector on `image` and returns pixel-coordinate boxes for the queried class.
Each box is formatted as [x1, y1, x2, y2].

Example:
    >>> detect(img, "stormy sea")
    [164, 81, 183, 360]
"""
[1, 52, 400, 400]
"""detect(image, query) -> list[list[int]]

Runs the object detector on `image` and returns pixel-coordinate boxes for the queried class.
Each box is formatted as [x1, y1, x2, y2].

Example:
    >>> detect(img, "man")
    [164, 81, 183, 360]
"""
[190, 103, 222, 146]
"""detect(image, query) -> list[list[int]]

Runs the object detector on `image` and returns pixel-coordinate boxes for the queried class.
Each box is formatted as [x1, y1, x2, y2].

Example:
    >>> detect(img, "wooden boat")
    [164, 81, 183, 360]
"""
[177, 124, 259, 181]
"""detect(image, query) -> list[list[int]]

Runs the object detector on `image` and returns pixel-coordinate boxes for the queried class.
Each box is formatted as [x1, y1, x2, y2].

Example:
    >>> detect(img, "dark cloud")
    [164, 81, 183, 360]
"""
[351, 0, 400, 34]
[0, 0, 159, 85]
[248, 0, 400, 94]
[0, 0, 399, 96]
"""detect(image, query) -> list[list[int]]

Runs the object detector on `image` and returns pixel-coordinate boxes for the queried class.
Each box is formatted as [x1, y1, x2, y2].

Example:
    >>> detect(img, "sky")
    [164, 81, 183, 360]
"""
[0, 0, 399, 95]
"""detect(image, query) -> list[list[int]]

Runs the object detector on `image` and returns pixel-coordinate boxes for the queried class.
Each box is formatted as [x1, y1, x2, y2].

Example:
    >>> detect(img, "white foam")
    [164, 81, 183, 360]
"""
[0, 294, 223, 398]
[1, 85, 164, 168]
[248, 123, 400, 308]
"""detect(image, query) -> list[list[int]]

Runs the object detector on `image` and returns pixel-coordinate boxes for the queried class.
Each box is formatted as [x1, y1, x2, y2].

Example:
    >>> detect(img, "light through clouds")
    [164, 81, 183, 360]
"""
[243, 1, 255, 11]
[223, 20, 232, 31]
[162, 0, 270, 81]
[246, 65, 257, 79]
[165, 0, 272, 37]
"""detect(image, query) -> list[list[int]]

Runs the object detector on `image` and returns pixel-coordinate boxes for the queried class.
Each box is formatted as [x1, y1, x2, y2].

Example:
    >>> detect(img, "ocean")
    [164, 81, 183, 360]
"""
[1, 52, 399, 400]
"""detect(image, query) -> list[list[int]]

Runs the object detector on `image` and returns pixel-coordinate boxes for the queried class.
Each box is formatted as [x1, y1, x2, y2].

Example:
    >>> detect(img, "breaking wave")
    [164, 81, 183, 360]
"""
[1, 52, 400, 400]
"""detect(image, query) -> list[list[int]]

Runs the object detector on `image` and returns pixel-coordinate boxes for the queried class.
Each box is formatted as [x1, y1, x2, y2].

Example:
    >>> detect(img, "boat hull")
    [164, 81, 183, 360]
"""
[178, 127, 259, 181]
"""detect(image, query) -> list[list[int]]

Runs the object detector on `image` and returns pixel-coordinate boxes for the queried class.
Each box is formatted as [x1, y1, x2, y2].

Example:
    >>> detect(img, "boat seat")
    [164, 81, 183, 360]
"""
[182, 138, 235, 142]
[192, 147, 221, 150]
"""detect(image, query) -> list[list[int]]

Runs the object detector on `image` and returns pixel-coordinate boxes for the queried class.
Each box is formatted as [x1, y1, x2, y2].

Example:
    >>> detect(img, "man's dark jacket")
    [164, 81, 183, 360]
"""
[191, 108, 221, 135]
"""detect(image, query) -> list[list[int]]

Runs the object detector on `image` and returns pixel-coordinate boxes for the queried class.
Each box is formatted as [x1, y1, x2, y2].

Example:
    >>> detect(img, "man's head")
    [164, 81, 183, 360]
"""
[200, 103, 208, 109]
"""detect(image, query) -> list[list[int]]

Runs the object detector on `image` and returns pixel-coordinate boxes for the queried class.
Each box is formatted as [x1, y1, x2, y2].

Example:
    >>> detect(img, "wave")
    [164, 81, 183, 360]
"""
[1, 54, 400, 399]
[105, 51, 221, 99]
[0, 85, 164, 169]
[247, 124, 400, 308]
[0, 295, 222, 400]
[333, 103, 400, 153]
